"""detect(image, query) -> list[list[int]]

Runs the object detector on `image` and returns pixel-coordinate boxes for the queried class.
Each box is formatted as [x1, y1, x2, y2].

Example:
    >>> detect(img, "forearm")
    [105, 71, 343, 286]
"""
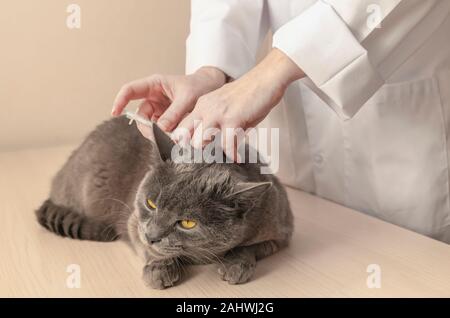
[260, 48, 305, 88]
[194, 66, 227, 89]
[235, 48, 305, 110]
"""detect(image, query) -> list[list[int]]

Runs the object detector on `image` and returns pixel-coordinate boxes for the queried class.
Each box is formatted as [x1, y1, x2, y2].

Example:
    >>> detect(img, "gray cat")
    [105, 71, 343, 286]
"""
[35, 116, 293, 289]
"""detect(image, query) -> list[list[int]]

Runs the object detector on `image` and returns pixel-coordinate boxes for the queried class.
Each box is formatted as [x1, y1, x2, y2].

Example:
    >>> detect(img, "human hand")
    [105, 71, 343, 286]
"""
[111, 67, 226, 137]
[174, 48, 305, 160]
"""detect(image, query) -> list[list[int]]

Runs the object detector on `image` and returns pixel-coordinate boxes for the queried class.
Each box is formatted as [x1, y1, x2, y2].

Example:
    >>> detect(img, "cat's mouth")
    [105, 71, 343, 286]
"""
[127, 214, 180, 258]
[135, 223, 183, 257]
[150, 244, 183, 256]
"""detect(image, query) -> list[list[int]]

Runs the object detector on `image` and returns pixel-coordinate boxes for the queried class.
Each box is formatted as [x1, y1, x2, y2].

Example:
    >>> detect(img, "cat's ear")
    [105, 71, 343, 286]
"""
[136, 121, 175, 161]
[229, 181, 273, 197]
[152, 123, 176, 161]
[226, 182, 273, 214]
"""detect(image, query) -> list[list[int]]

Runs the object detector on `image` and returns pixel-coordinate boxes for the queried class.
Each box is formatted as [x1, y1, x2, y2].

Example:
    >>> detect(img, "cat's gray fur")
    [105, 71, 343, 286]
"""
[36, 116, 293, 289]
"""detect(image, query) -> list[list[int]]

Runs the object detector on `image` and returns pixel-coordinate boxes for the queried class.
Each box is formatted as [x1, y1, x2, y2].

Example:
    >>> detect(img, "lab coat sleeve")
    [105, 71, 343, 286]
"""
[272, 0, 436, 119]
[186, 0, 268, 80]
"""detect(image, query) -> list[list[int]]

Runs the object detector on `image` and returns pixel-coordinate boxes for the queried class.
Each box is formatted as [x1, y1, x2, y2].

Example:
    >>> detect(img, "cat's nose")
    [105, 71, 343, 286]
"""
[145, 233, 162, 244]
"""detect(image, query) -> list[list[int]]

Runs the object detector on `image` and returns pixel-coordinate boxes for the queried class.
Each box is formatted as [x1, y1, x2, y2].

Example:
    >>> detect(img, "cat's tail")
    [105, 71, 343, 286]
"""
[35, 199, 119, 242]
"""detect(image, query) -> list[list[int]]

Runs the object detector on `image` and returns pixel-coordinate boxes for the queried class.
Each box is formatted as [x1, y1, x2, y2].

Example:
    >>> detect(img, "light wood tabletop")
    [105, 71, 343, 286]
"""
[0, 145, 449, 297]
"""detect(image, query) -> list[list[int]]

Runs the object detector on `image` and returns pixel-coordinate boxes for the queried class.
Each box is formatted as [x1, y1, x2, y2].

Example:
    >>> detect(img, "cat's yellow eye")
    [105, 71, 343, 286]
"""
[146, 198, 157, 210]
[180, 220, 197, 229]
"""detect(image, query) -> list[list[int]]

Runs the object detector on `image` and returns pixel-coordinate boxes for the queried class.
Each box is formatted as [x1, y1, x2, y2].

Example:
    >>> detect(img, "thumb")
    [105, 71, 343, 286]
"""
[157, 97, 194, 132]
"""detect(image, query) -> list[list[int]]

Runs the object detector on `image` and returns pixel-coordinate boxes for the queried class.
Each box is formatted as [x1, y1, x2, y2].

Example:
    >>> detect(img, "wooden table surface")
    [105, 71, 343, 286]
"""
[0, 145, 449, 297]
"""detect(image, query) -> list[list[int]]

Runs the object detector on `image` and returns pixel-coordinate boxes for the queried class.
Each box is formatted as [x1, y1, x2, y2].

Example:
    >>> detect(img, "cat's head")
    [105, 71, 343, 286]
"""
[128, 123, 272, 262]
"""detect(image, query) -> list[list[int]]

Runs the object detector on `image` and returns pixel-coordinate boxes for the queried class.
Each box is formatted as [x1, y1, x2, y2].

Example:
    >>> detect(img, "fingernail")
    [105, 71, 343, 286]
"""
[157, 118, 170, 132]
[235, 151, 242, 163]
[174, 129, 191, 148]
[172, 128, 182, 142]
[192, 137, 203, 149]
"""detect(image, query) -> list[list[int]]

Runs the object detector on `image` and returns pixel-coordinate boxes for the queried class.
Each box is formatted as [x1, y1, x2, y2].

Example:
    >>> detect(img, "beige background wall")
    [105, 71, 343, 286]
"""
[0, 0, 190, 151]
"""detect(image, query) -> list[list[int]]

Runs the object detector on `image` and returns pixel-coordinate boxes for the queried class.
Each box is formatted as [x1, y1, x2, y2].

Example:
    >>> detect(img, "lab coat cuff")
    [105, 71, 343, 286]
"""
[186, 24, 254, 80]
[272, 0, 385, 119]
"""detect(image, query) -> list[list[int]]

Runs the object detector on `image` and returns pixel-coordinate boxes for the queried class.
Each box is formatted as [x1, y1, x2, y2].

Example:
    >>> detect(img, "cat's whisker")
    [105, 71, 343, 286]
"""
[99, 222, 117, 240]
[174, 257, 187, 276]
[182, 252, 203, 265]
[184, 247, 222, 266]
[89, 197, 133, 213]
[198, 248, 225, 267]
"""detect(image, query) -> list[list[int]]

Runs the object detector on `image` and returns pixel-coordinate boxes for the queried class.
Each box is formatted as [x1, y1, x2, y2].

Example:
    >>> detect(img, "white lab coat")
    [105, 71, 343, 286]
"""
[186, 0, 450, 243]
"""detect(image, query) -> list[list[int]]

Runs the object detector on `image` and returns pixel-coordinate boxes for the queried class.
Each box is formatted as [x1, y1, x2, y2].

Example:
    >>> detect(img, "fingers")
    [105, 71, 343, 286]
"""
[192, 120, 220, 149]
[137, 99, 154, 119]
[221, 124, 245, 163]
[111, 76, 159, 116]
[157, 97, 195, 132]
[135, 100, 154, 140]
[176, 113, 244, 163]
[173, 112, 201, 147]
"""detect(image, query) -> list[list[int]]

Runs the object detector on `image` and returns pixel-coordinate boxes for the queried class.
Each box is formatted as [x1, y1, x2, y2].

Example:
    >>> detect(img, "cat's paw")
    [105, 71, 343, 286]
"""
[142, 258, 181, 289]
[218, 259, 256, 285]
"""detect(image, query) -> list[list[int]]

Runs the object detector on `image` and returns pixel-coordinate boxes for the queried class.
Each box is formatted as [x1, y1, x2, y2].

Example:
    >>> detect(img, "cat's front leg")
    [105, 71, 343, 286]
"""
[142, 258, 182, 289]
[218, 240, 286, 284]
[218, 246, 257, 285]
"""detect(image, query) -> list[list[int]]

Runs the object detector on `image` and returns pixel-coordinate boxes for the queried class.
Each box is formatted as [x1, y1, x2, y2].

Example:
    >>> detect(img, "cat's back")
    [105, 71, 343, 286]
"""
[85, 116, 150, 154]
[50, 116, 154, 207]
[69, 116, 152, 165]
